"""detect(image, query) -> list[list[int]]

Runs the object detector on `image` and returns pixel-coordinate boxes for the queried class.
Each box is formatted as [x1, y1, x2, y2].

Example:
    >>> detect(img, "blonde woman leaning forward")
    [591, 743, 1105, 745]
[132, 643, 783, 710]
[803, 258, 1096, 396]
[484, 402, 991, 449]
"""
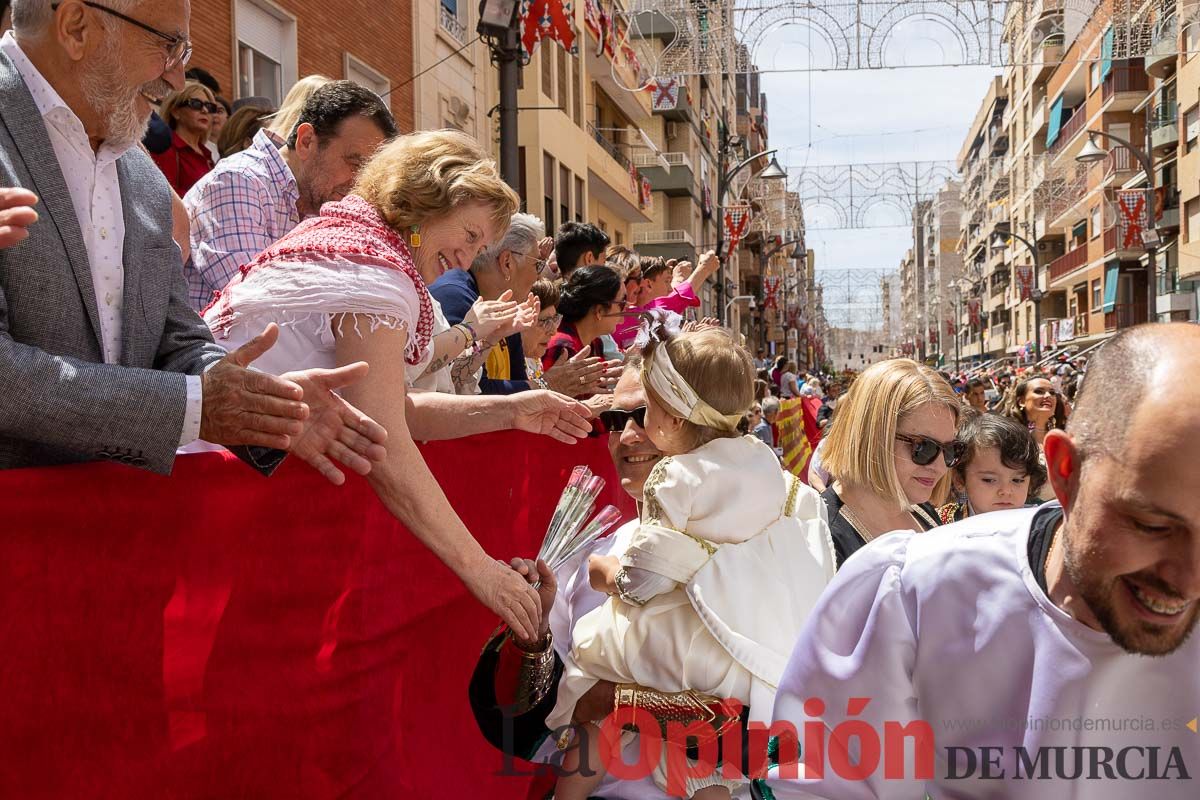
[203, 130, 592, 640]
[265, 73, 332, 141]
[819, 359, 965, 568]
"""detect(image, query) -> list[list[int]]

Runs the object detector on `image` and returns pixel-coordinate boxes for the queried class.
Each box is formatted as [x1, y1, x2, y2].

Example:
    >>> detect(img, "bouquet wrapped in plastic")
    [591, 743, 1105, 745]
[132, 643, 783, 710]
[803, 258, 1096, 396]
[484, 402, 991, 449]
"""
[536, 466, 623, 571]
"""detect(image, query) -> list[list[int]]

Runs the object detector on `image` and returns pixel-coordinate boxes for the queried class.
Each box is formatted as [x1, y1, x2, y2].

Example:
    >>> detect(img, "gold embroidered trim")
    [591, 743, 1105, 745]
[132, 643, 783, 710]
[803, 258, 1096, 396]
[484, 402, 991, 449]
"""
[783, 474, 802, 517]
[640, 456, 674, 526]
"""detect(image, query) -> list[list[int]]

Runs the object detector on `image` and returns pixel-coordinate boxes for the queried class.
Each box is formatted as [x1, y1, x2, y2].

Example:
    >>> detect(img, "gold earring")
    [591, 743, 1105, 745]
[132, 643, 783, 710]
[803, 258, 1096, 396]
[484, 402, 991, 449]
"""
[409, 226, 421, 248]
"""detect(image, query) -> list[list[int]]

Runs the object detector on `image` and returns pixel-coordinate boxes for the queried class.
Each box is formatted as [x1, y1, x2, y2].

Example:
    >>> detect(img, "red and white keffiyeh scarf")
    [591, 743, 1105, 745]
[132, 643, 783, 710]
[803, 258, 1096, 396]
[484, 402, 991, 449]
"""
[205, 195, 435, 365]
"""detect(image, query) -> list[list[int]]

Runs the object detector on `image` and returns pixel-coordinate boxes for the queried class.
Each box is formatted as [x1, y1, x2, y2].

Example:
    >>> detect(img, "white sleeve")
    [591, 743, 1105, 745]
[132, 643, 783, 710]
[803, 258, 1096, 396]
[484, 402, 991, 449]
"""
[767, 532, 924, 800]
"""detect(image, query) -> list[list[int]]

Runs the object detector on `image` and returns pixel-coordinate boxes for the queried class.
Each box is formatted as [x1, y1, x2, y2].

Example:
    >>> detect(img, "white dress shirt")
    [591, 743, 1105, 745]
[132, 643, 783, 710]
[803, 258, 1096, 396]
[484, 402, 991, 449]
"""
[1, 32, 202, 446]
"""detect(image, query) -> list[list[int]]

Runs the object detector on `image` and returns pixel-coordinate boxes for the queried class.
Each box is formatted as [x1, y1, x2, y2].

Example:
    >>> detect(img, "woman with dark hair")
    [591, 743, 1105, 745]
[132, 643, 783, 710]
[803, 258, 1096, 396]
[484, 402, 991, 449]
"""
[542, 265, 625, 375]
[939, 413, 1048, 523]
[1000, 374, 1067, 501]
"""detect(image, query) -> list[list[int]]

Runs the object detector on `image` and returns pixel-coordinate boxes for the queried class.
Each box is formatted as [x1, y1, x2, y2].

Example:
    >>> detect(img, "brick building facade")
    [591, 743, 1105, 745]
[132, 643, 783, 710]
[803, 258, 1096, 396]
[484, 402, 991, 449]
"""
[188, 0, 414, 132]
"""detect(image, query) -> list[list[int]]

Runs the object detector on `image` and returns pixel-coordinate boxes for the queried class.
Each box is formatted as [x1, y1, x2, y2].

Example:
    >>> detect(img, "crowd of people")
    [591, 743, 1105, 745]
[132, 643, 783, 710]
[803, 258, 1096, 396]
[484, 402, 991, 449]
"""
[1, 3, 1198, 799]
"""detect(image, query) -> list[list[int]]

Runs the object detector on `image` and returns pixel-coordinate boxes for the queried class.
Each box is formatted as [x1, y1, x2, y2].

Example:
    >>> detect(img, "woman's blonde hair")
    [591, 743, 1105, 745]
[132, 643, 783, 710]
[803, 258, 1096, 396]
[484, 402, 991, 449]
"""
[821, 358, 961, 510]
[266, 74, 332, 139]
[353, 129, 520, 237]
[642, 327, 756, 450]
[160, 82, 215, 129]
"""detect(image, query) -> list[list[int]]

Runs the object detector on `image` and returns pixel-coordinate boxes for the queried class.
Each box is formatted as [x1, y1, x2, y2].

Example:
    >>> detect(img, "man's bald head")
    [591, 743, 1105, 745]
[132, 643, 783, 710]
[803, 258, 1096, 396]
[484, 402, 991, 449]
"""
[1068, 323, 1200, 461]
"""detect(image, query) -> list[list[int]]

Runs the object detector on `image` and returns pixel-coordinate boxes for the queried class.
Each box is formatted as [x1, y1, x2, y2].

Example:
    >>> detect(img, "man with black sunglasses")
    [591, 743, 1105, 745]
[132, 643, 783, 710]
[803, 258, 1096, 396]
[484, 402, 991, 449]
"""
[471, 358, 749, 798]
[769, 324, 1200, 800]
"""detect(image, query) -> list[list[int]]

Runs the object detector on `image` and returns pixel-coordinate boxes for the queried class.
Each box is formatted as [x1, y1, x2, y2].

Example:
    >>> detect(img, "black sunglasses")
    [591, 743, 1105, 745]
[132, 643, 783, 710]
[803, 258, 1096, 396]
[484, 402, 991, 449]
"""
[895, 433, 966, 468]
[183, 98, 220, 114]
[590, 406, 648, 437]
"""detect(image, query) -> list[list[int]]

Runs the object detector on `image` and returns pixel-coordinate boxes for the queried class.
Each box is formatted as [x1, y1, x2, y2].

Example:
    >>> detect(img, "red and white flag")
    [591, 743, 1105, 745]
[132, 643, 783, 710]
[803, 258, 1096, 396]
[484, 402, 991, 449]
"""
[519, 0, 577, 59]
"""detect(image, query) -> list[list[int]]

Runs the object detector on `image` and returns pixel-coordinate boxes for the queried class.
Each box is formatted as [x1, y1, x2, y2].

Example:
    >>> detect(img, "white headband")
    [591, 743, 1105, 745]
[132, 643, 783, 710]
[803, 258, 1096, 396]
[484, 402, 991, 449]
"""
[641, 329, 744, 433]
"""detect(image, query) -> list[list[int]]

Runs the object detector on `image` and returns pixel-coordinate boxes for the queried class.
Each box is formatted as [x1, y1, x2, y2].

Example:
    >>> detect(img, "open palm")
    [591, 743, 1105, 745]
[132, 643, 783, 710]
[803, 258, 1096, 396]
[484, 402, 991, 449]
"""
[281, 362, 389, 484]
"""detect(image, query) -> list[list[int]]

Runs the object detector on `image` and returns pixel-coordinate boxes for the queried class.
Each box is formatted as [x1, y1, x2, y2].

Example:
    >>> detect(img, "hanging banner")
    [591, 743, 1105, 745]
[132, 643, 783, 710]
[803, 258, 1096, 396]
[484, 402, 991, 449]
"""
[723, 205, 752, 255]
[968, 298, 981, 327]
[519, 0, 577, 59]
[1117, 190, 1148, 249]
[650, 76, 681, 111]
[639, 175, 652, 210]
[1058, 315, 1075, 342]
[1016, 263, 1034, 301]
[762, 276, 781, 309]
[628, 162, 639, 195]
[944, 319, 956, 337]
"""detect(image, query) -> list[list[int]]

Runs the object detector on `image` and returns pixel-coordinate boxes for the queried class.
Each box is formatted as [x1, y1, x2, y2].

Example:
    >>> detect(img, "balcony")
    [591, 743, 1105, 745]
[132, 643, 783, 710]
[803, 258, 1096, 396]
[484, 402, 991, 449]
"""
[1104, 225, 1145, 258]
[438, 4, 466, 43]
[1101, 63, 1150, 112]
[1048, 242, 1088, 282]
[632, 229, 696, 262]
[588, 122, 630, 171]
[1104, 302, 1149, 331]
[1031, 97, 1048, 137]
[1146, 20, 1178, 80]
[586, 122, 652, 223]
[627, 0, 677, 41]
[1159, 203, 1181, 231]
[1033, 34, 1065, 82]
[632, 151, 695, 197]
[1048, 108, 1087, 157]
[1150, 105, 1179, 156]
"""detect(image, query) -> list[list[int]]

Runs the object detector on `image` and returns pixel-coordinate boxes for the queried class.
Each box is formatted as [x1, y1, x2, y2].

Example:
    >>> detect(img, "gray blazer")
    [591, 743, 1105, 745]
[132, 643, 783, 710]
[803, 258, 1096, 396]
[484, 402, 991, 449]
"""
[0, 48, 226, 474]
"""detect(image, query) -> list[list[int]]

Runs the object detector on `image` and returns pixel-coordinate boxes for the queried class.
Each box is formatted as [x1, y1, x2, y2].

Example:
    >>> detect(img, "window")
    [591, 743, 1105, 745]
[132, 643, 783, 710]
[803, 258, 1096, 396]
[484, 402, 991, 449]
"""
[235, 0, 297, 107]
[1186, 105, 1199, 152]
[1187, 198, 1200, 243]
[543, 153, 555, 232]
[439, 0, 467, 43]
[1091, 279, 1101, 310]
[574, 176, 584, 223]
[343, 54, 390, 100]
[572, 54, 582, 127]
[517, 147, 528, 211]
[1090, 206, 1101, 238]
[541, 49, 553, 98]
[615, 230, 623, 246]
[1089, 62, 1100, 91]
[557, 46, 568, 111]
[559, 165, 570, 228]
[1187, 23, 1199, 62]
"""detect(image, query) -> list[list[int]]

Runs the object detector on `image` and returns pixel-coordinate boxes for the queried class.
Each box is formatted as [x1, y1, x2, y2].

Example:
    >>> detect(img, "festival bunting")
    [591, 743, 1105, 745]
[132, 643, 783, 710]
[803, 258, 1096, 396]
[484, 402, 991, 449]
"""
[650, 76, 681, 111]
[1117, 190, 1149, 249]
[763, 276, 781, 310]
[775, 397, 822, 482]
[1016, 264, 1034, 301]
[723, 205, 752, 256]
[968, 298, 981, 327]
[518, 0, 578, 59]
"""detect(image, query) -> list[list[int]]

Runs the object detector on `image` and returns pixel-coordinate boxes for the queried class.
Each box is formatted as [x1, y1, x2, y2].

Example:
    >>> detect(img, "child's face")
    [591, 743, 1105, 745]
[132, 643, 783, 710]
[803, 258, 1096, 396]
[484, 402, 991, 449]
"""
[643, 391, 692, 456]
[958, 446, 1031, 513]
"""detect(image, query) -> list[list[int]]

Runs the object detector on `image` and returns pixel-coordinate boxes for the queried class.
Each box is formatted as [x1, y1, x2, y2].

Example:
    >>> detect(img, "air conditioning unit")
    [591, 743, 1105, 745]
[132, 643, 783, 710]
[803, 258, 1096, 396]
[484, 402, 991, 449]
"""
[665, 121, 678, 140]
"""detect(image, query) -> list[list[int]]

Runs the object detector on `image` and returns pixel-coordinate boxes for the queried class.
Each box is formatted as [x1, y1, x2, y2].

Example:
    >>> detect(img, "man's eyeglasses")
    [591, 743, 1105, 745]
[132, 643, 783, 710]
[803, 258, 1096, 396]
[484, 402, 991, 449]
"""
[182, 98, 220, 114]
[55, 2, 193, 70]
[895, 433, 966, 468]
[536, 313, 563, 332]
[589, 406, 648, 437]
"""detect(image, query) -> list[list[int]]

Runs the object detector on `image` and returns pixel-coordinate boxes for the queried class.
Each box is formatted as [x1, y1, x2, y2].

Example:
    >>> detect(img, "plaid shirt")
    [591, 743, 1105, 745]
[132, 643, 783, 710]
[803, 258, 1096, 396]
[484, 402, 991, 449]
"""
[183, 130, 301, 310]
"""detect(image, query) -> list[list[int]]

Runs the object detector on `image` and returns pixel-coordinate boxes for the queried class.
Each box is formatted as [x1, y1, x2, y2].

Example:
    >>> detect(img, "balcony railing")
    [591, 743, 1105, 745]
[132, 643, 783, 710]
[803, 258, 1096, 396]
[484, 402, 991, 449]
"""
[438, 4, 466, 42]
[1048, 242, 1088, 282]
[1104, 224, 1146, 255]
[588, 122, 631, 170]
[1104, 302, 1148, 331]
[1102, 64, 1150, 103]
[1049, 108, 1087, 156]
[633, 229, 695, 246]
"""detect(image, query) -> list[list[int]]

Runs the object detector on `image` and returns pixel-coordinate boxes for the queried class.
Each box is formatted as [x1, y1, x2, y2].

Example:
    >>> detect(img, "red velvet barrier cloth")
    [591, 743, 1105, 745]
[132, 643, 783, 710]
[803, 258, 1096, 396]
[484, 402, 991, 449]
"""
[0, 432, 635, 799]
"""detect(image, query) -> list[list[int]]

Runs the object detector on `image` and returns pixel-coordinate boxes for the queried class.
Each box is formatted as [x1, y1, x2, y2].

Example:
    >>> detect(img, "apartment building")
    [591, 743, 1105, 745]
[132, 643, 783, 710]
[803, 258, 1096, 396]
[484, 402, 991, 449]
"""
[190, 0, 414, 129]
[1177, 10, 1200, 301]
[412, 0, 489, 139]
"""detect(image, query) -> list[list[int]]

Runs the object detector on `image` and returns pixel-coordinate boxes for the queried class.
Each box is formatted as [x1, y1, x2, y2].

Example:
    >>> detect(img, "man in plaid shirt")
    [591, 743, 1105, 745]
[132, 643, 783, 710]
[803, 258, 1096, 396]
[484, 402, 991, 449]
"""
[183, 81, 397, 310]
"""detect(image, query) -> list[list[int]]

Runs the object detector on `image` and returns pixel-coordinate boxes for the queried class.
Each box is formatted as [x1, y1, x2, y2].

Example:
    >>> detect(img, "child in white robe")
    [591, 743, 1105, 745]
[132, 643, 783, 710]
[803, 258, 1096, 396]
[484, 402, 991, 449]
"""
[546, 319, 836, 800]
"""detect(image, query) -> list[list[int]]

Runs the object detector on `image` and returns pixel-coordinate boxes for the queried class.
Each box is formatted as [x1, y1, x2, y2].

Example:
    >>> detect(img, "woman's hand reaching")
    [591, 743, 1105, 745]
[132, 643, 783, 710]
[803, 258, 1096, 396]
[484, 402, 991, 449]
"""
[466, 290, 540, 343]
[462, 553, 543, 642]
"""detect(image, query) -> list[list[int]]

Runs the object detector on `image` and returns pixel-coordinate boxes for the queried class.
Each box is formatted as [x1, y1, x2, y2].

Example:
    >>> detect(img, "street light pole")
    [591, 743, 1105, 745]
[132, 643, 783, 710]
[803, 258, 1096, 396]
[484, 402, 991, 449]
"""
[477, 0, 523, 191]
[725, 295, 755, 321]
[714, 147, 784, 324]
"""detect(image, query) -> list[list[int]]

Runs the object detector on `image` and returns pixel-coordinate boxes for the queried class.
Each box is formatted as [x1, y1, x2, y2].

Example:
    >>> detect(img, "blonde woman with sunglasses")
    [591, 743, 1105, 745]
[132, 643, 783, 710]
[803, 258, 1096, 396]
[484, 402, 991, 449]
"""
[151, 81, 217, 194]
[819, 358, 964, 567]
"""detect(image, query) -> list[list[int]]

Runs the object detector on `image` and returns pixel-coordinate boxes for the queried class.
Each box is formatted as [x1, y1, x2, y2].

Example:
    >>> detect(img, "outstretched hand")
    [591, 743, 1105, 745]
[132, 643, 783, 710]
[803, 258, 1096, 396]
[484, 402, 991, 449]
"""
[463, 554, 542, 642]
[280, 362, 389, 485]
[510, 390, 593, 443]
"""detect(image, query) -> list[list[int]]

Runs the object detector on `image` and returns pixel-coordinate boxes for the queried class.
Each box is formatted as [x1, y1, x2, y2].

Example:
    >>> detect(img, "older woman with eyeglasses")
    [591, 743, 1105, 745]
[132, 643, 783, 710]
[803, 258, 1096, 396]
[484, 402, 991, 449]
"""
[204, 130, 593, 641]
[819, 358, 964, 568]
[151, 81, 217, 194]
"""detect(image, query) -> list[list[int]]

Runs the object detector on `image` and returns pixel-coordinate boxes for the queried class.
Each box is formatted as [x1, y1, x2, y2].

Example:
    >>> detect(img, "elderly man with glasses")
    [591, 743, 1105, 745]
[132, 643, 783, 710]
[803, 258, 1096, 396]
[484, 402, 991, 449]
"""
[432, 212, 612, 396]
[0, 0, 387, 480]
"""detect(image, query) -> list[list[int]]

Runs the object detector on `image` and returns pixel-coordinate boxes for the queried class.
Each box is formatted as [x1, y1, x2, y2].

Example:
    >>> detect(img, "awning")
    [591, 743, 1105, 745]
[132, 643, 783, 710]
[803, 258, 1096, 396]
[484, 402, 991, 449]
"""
[1047, 96, 1065, 148]
[1071, 220, 1088, 240]
[1102, 261, 1120, 312]
[1101, 27, 1114, 79]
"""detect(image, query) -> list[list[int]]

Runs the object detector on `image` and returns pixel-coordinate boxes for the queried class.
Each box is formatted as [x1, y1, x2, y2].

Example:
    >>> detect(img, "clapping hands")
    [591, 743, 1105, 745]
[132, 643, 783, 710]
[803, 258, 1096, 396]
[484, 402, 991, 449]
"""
[466, 290, 541, 343]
